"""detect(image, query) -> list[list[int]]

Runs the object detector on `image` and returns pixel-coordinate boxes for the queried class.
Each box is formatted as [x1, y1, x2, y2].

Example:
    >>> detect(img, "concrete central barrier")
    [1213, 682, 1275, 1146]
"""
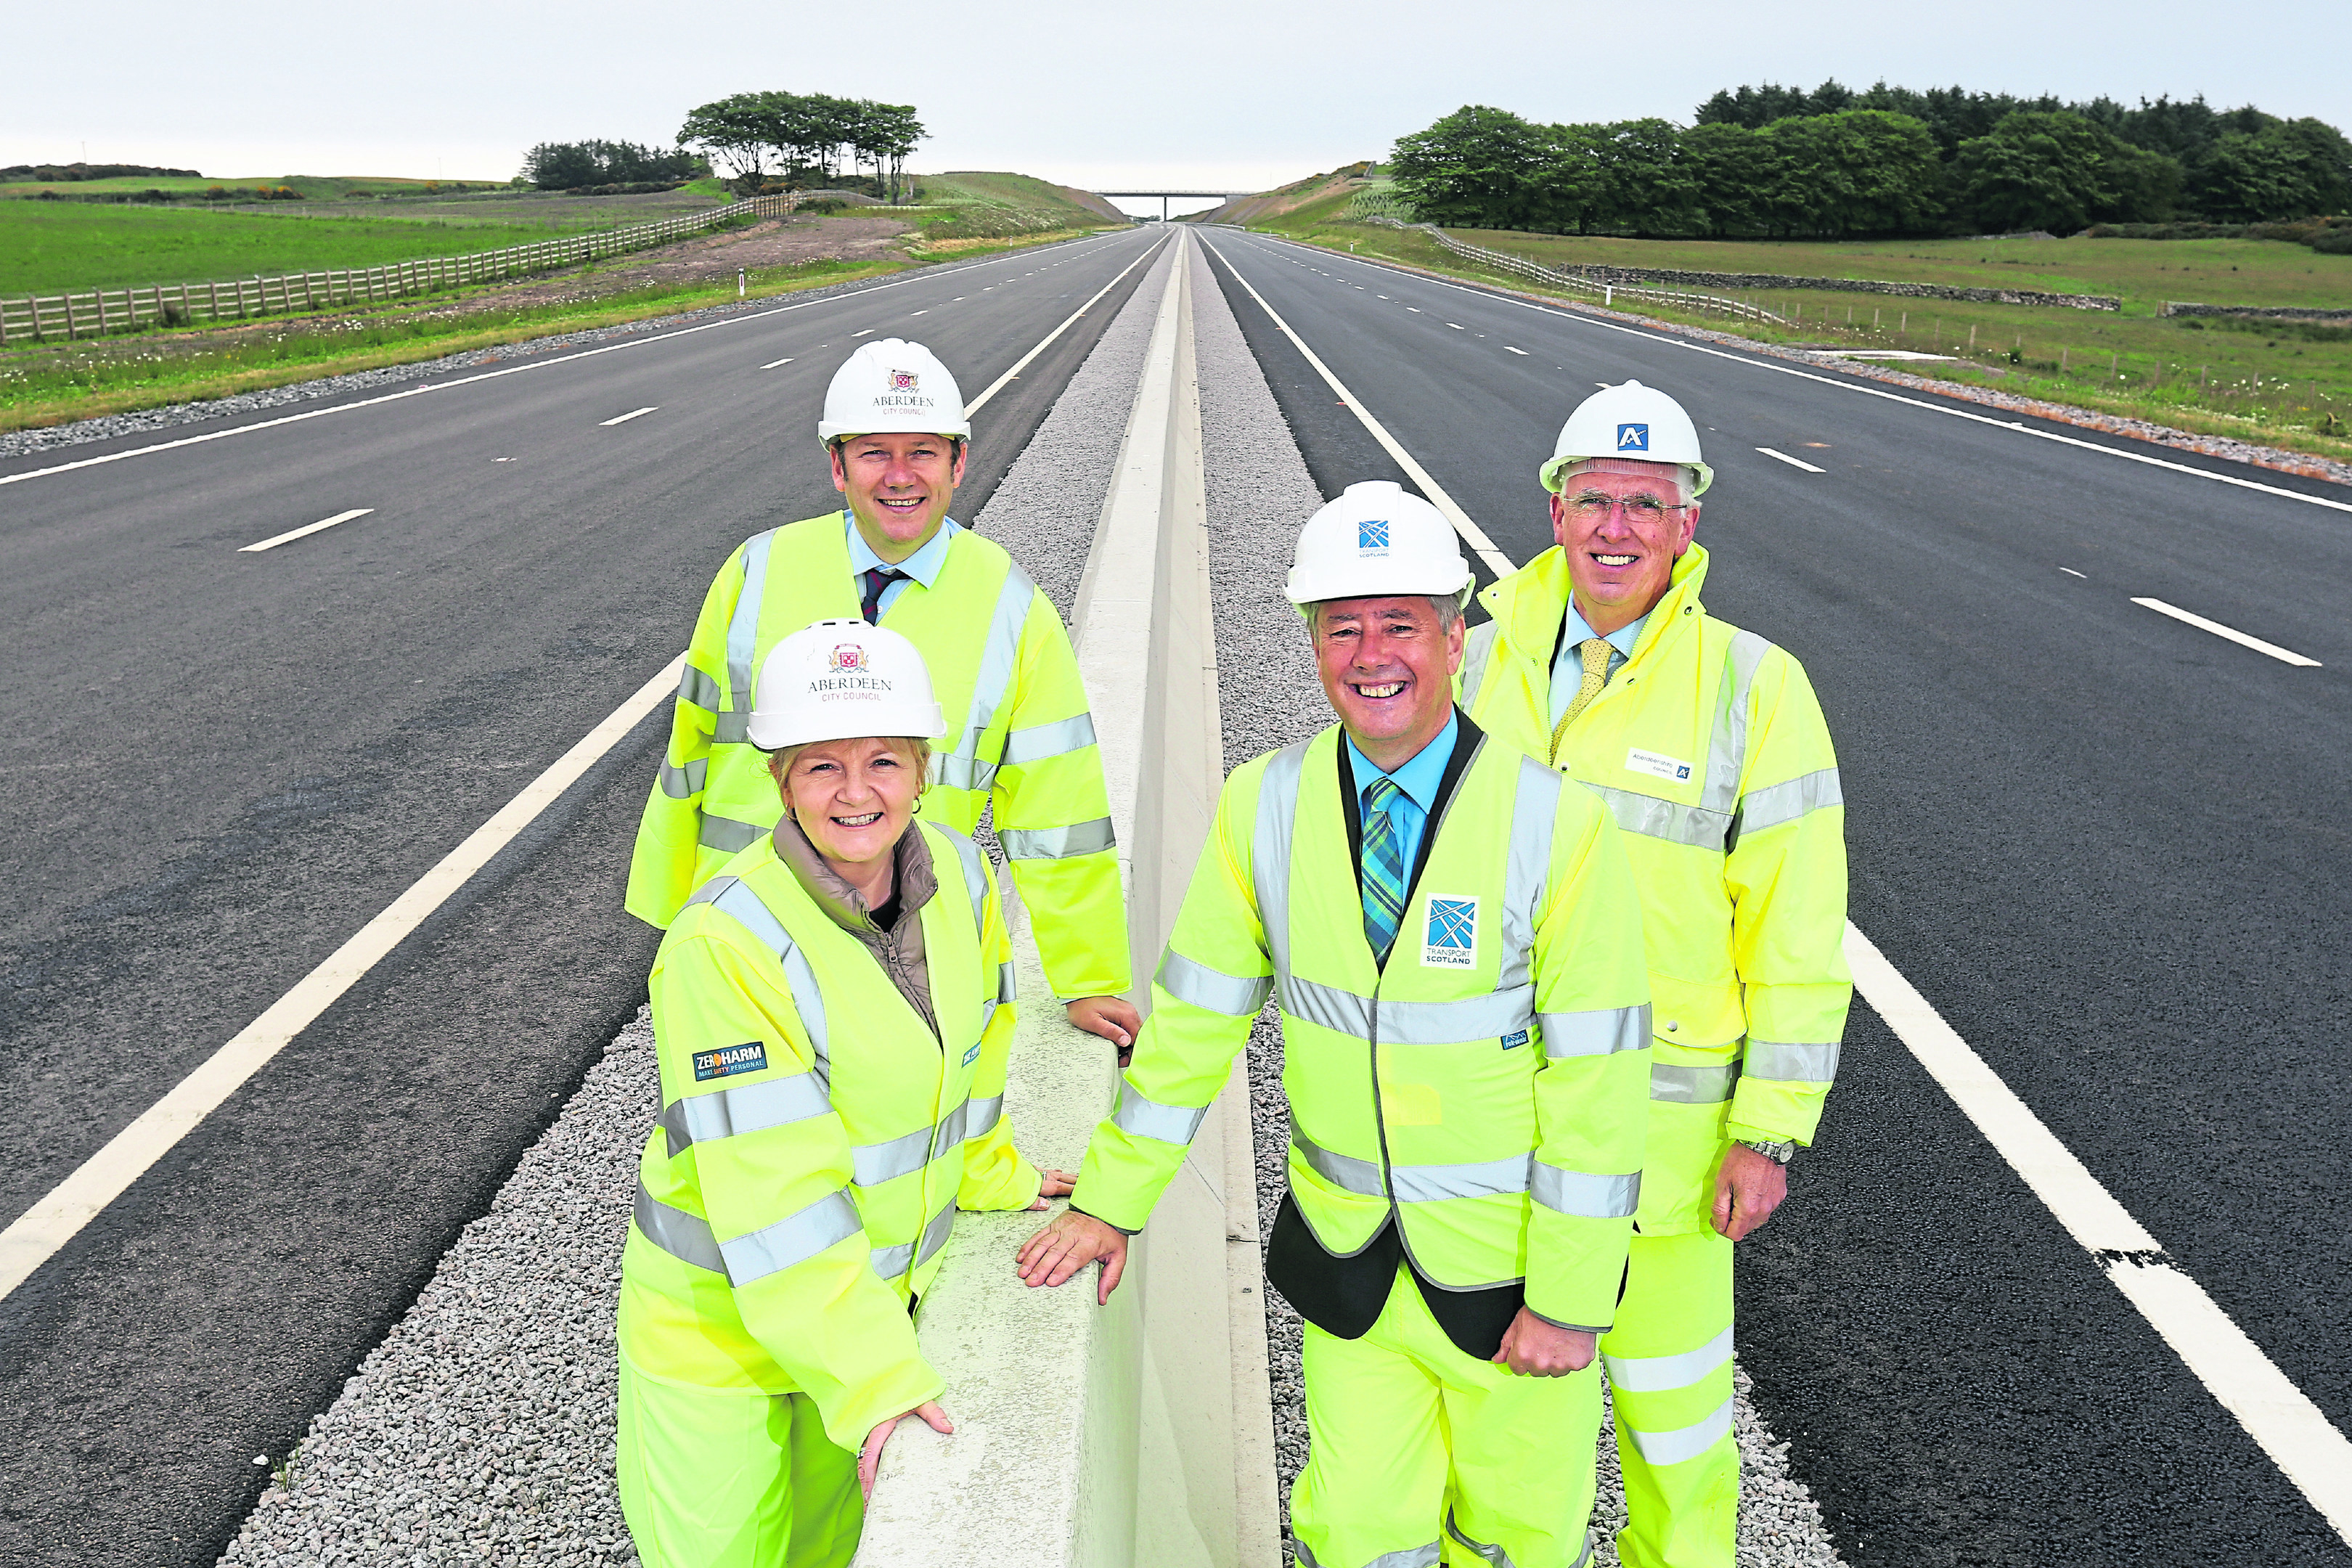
[852, 229, 1280, 1568]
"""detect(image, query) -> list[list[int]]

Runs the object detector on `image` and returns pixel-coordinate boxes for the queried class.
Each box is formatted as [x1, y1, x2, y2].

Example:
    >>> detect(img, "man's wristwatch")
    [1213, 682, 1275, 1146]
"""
[1737, 1138, 1797, 1166]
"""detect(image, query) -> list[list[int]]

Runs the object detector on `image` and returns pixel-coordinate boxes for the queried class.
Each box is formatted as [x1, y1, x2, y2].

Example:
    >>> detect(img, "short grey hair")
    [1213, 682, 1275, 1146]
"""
[1561, 457, 1697, 505]
[1308, 594, 1465, 635]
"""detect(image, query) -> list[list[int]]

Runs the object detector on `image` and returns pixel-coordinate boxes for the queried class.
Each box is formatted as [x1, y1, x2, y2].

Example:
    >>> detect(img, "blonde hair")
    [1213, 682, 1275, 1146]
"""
[767, 736, 934, 807]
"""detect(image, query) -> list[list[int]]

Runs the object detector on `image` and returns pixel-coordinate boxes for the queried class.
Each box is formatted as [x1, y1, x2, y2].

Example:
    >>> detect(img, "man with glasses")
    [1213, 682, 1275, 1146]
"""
[1459, 381, 1851, 1568]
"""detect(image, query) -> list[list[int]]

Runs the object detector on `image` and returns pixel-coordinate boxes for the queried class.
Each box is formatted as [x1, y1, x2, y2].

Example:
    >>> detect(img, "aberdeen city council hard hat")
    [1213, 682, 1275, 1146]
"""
[815, 338, 971, 444]
[747, 619, 949, 750]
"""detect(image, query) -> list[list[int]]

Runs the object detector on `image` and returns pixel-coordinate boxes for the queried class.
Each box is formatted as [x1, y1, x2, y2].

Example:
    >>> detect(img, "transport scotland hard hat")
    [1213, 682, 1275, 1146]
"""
[1540, 379, 1712, 497]
[816, 338, 971, 444]
[747, 619, 949, 749]
[1285, 481, 1473, 611]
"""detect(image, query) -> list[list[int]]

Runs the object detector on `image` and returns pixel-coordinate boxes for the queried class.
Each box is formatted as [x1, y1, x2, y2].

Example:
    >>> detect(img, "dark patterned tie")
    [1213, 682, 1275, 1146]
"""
[1361, 777, 1409, 963]
[858, 567, 906, 624]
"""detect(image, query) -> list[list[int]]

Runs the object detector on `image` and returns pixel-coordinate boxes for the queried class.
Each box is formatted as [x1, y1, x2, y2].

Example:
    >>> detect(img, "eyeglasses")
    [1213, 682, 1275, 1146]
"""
[1560, 491, 1688, 524]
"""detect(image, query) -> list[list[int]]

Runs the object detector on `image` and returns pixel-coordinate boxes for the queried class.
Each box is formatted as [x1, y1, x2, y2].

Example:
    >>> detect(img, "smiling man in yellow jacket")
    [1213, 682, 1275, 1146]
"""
[1458, 381, 1851, 1568]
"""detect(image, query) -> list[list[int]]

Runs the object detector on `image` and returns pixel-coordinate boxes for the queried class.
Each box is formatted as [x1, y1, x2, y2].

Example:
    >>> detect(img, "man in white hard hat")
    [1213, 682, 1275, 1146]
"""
[1018, 481, 1654, 1568]
[1458, 383, 1851, 1568]
[629, 338, 1141, 1055]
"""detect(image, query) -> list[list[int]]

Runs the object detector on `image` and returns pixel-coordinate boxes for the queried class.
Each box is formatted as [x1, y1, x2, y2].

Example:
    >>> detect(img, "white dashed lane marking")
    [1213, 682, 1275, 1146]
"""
[2131, 598, 2323, 666]
[1504, 346, 1529, 356]
[600, 407, 658, 427]
[759, 358, 793, 369]
[1756, 447, 1826, 473]
[239, 509, 372, 553]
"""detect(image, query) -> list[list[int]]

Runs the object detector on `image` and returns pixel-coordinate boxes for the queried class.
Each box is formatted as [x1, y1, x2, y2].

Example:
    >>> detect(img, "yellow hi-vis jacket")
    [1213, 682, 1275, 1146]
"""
[1460, 542, 1852, 1236]
[617, 819, 1039, 1452]
[1071, 723, 1653, 1331]
[625, 512, 1132, 1003]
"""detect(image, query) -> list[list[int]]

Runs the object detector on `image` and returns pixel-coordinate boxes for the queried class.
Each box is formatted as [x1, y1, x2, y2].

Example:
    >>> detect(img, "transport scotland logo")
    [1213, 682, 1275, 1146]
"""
[1358, 519, 1389, 552]
[1616, 422, 1650, 452]
[1421, 897, 1478, 968]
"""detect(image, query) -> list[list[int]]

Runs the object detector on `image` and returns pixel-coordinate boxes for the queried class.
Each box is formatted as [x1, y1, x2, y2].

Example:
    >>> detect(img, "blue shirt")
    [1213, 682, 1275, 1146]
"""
[1547, 601, 1649, 730]
[1347, 710, 1459, 890]
[846, 512, 963, 618]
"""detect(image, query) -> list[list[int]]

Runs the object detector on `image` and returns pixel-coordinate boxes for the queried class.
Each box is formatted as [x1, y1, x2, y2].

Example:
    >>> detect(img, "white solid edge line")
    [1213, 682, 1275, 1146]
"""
[1237, 233, 2352, 518]
[1200, 233, 1514, 579]
[0, 653, 686, 1305]
[239, 507, 372, 552]
[600, 407, 658, 426]
[2131, 597, 2322, 666]
[963, 231, 1172, 416]
[0, 232, 1139, 490]
[1845, 923, 2352, 1548]
[1755, 447, 1826, 473]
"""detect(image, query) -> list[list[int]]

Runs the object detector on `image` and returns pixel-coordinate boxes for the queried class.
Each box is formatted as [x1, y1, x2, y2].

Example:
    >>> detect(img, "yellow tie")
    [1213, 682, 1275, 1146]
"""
[1549, 638, 1612, 767]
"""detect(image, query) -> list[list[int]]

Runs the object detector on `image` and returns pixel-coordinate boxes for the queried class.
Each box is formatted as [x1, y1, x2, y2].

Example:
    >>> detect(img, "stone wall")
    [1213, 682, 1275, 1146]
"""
[2159, 301, 2352, 322]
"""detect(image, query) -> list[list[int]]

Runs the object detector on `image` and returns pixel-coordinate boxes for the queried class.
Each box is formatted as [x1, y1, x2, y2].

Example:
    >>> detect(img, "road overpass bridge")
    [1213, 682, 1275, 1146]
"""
[1093, 189, 1248, 221]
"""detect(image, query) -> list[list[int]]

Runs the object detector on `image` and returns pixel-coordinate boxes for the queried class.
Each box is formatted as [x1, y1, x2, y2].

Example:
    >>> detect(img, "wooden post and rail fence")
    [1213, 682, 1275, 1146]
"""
[1358, 217, 1790, 325]
[0, 195, 799, 346]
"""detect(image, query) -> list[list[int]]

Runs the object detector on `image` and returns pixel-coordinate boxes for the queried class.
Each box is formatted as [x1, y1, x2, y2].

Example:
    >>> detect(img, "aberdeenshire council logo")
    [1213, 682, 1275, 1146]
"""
[1358, 518, 1390, 553]
[828, 643, 870, 672]
[1616, 422, 1651, 452]
[889, 369, 920, 392]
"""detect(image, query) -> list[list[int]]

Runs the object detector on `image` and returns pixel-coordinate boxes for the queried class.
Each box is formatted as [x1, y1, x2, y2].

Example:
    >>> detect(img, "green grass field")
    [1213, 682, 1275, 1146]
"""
[0, 173, 496, 200]
[1243, 194, 2352, 462]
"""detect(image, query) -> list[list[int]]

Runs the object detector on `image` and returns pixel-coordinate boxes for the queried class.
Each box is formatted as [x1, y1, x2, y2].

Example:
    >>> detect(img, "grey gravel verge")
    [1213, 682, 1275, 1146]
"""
[0, 236, 1113, 463]
[1190, 243, 1845, 1568]
[215, 242, 1172, 1568]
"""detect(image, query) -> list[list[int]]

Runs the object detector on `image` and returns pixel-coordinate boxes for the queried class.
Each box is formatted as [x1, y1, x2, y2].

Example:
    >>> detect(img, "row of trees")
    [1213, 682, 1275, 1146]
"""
[520, 141, 703, 191]
[1390, 85, 2352, 239]
[678, 92, 925, 200]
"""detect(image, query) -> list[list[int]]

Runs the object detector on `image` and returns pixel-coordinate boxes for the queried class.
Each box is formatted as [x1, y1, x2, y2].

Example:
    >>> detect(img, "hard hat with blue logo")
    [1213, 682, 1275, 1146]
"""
[1285, 480, 1473, 613]
[1539, 380, 1712, 497]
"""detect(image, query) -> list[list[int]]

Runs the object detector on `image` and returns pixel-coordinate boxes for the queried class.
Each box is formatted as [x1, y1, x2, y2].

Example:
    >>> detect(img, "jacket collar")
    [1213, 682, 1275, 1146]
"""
[771, 810, 938, 934]
[1482, 541, 1712, 671]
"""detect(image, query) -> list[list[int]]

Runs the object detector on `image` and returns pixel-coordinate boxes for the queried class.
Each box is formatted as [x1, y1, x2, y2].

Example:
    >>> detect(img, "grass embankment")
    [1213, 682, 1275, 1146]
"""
[0, 189, 738, 295]
[0, 222, 1109, 433]
[1245, 197, 2352, 465]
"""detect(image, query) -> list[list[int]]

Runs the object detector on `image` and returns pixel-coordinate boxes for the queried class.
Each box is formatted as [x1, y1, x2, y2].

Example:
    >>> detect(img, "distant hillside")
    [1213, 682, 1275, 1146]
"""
[920, 171, 1125, 224]
[1196, 163, 1377, 225]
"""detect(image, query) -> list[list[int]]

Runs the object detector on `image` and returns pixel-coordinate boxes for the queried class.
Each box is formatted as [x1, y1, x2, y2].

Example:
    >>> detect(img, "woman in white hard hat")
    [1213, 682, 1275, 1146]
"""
[615, 617, 1074, 1568]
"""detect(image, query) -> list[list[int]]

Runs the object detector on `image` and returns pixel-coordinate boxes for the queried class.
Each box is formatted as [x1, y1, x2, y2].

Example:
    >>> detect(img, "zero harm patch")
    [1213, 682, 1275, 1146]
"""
[1421, 897, 1478, 969]
[693, 1041, 768, 1082]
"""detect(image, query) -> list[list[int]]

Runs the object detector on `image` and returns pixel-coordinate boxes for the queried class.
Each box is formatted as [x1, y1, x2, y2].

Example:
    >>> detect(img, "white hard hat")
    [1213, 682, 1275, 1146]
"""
[1540, 380, 1712, 497]
[1285, 481, 1473, 612]
[816, 338, 970, 444]
[747, 619, 948, 750]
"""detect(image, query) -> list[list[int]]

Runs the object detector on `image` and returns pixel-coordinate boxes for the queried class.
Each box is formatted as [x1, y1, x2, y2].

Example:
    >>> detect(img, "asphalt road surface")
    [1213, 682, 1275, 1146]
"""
[1197, 227, 2352, 1567]
[0, 225, 1169, 1566]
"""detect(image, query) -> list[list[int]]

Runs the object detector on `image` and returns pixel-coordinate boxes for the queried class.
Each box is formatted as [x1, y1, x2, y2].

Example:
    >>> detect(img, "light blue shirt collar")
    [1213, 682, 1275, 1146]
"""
[1562, 599, 1647, 661]
[1347, 710, 1458, 817]
[846, 510, 961, 588]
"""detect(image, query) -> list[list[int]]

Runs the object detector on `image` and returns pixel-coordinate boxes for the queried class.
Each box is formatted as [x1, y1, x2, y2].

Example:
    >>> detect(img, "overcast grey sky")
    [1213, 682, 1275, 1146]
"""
[7, 0, 2345, 219]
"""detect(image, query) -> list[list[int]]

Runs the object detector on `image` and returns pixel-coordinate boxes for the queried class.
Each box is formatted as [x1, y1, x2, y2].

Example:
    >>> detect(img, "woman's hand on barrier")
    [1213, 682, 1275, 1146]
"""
[1065, 996, 1142, 1063]
[859, 1400, 953, 1498]
[1027, 1168, 1079, 1211]
[1016, 1210, 1129, 1304]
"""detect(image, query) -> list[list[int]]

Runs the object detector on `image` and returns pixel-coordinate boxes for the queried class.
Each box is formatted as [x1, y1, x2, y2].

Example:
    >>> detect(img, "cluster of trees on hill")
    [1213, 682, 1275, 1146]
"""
[1389, 82, 2352, 239]
[679, 92, 925, 200]
[1, 162, 202, 181]
[520, 141, 703, 192]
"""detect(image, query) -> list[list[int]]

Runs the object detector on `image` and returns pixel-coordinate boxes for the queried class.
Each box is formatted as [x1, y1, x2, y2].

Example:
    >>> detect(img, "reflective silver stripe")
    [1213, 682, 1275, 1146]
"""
[1743, 1040, 1841, 1083]
[714, 711, 751, 745]
[1000, 712, 1098, 766]
[872, 1198, 957, 1280]
[1700, 630, 1771, 817]
[1445, 1511, 1523, 1568]
[1280, 976, 1535, 1046]
[998, 817, 1114, 860]
[1498, 756, 1561, 992]
[722, 530, 777, 741]
[1651, 1062, 1739, 1104]
[1604, 1325, 1734, 1394]
[853, 1124, 937, 1187]
[678, 665, 722, 712]
[967, 1093, 1004, 1138]
[1583, 782, 1732, 852]
[660, 1072, 833, 1158]
[1299, 1541, 1442, 1568]
[1391, 1151, 1533, 1204]
[1625, 1395, 1736, 1467]
[685, 876, 831, 1081]
[698, 814, 764, 854]
[1290, 1122, 1384, 1197]
[1251, 742, 1310, 979]
[718, 1188, 863, 1286]
[940, 563, 1038, 784]
[997, 961, 1017, 1005]
[1112, 1079, 1210, 1145]
[1734, 767, 1842, 838]
[940, 825, 992, 930]
[659, 757, 706, 799]
[1459, 618, 1500, 713]
[1530, 1163, 1641, 1219]
[1538, 1004, 1651, 1058]
[1157, 950, 1273, 1017]
[632, 1182, 726, 1274]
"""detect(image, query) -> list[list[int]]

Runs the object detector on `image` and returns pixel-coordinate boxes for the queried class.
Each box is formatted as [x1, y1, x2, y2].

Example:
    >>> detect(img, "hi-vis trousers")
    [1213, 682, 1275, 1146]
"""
[616, 1353, 863, 1568]
[1601, 1230, 1739, 1568]
[1292, 1265, 1603, 1568]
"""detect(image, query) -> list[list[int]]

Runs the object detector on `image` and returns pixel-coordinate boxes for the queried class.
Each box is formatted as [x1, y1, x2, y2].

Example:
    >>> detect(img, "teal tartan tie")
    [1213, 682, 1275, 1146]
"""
[1361, 777, 1408, 962]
